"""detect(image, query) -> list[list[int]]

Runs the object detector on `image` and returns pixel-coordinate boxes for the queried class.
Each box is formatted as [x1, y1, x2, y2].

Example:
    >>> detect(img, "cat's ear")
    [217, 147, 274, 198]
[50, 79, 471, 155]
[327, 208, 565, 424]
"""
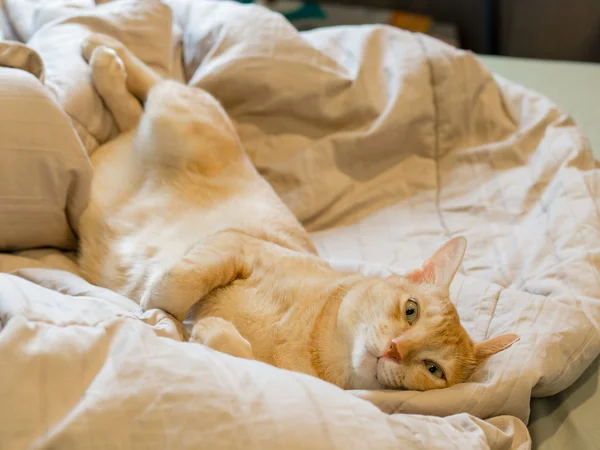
[407, 236, 467, 292]
[474, 334, 520, 363]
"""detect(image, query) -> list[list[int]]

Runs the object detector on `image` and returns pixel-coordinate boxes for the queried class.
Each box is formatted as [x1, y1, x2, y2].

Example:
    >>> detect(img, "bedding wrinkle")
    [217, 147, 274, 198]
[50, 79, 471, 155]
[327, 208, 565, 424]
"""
[559, 164, 600, 292]
[523, 140, 600, 333]
[202, 348, 258, 449]
[415, 34, 453, 246]
[4, 320, 110, 448]
[545, 327, 598, 396]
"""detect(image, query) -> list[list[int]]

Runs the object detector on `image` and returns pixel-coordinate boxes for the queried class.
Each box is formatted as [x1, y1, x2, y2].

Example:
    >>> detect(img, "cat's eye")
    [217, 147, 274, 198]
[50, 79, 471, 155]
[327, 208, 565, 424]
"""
[425, 361, 445, 379]
[405, 298, 419, 325]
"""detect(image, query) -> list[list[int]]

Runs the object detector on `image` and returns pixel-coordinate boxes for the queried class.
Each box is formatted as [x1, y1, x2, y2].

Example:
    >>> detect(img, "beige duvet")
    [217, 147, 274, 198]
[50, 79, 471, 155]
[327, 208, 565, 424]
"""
[0, 0, 598, 448]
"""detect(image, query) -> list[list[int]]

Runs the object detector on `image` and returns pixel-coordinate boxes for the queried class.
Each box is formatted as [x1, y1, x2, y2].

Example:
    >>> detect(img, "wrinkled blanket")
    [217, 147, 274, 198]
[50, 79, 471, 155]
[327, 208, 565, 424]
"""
[1, 0, 599, 448]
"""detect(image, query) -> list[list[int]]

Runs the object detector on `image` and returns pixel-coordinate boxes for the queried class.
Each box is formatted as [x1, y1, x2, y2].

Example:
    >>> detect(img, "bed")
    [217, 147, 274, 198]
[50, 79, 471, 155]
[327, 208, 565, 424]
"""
[0, 1, 598, 449]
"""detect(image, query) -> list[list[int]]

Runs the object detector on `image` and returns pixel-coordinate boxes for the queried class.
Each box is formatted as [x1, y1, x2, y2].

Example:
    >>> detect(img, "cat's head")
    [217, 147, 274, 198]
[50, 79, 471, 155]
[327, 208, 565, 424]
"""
[337, 237, 519, 391]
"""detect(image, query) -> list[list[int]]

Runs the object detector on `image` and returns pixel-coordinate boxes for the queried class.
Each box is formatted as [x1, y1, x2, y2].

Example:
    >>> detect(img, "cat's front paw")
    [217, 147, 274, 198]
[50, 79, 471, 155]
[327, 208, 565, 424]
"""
[190, 317, 254, 360]
[82, 33, 125, 62]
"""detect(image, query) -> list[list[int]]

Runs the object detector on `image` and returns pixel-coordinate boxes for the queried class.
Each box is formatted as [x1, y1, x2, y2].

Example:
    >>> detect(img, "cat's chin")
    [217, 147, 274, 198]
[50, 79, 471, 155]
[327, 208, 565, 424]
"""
[348, 338, 385, 390]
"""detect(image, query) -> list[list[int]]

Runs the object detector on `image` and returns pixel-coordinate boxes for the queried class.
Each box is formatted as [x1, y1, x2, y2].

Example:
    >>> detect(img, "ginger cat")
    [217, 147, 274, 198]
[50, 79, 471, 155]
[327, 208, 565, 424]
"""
[78, 34, 519, 391]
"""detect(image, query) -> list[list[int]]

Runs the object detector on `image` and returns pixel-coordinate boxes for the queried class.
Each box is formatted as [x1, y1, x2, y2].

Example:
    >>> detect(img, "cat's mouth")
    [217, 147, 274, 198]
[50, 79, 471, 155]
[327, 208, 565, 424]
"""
[371, 349, 405, 389]
[365, 343, 385, 359]
[365, 345, 393, 387]
[374, 359, 391, 388]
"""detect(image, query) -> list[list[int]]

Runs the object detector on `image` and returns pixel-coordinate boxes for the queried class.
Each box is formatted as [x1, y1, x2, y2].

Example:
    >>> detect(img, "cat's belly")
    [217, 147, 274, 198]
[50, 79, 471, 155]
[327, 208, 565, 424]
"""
[80, 131, 313, 304]
[102, 197, 273, 301]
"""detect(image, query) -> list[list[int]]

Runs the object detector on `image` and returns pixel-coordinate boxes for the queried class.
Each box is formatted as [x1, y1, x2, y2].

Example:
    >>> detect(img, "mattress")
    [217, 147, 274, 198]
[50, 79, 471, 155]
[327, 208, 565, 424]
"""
[0, 1, 599, 448]
[479, 55, 600, 450]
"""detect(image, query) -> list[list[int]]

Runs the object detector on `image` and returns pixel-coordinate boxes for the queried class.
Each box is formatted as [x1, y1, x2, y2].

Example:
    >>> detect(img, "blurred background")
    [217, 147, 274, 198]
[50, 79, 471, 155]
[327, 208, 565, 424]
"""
[235, 0, 600, 63]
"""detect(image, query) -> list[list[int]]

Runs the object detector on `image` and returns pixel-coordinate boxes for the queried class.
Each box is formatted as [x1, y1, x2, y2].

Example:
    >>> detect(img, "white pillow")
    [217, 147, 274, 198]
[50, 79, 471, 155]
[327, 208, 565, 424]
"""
[0, 66, 91, 251]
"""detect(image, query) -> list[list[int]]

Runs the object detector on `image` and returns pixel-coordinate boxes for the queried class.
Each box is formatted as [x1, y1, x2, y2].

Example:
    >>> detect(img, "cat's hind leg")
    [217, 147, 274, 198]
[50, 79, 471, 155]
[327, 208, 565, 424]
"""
[88, 46, 142, 133]
[190, 317, 254, 360]
[82, 33, 162, 103]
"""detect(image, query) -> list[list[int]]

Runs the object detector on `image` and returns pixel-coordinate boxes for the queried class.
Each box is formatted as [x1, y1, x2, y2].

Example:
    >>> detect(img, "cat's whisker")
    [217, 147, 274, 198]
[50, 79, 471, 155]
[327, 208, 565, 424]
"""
[350, 288, 378, 339]
[340, 286, 371, 327]
[338, 281, 351, 295]
[365, 287, 379, 328]
[355, 308, 371, 326]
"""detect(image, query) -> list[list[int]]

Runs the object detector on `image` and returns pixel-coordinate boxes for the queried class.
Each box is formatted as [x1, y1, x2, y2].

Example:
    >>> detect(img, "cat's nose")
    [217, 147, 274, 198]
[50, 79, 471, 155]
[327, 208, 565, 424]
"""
[385, 338, 412, 362]
[385, 341, 404, 362]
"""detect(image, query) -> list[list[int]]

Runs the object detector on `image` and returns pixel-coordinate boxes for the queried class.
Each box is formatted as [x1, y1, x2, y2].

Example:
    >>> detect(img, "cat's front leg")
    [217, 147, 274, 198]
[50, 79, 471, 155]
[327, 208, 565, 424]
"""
[190, 317, 254, 360]
[140, 230, 256, 321]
